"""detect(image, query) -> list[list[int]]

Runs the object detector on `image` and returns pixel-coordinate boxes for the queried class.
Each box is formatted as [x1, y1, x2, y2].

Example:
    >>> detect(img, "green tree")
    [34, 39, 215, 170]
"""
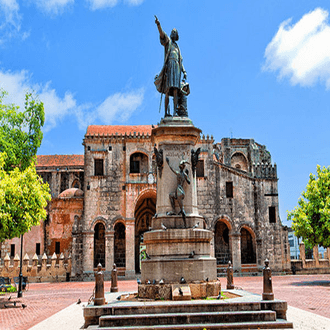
[0, 90, 51, 241]
[288, 165, 330, 248]
[0, 152, 51, 241]
[0, 89, 45, 171]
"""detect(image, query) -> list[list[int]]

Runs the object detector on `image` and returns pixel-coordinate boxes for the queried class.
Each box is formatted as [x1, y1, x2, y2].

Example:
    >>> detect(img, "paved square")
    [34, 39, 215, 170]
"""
[0, 274, 329, 330]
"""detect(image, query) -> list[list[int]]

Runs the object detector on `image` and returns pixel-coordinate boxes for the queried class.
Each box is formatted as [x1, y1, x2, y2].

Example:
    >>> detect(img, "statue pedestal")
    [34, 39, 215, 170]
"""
[141, 226, 216, 283]
[140, 118, 217, 298]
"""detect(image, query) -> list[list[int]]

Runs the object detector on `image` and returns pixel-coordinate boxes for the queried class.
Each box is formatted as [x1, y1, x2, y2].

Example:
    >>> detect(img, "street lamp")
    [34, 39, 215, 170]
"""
[17, 234, 23, 298]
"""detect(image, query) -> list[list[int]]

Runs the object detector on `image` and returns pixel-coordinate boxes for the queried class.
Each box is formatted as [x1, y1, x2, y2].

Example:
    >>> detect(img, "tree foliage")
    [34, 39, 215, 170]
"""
[0, 89, 50, 241]
[288, 165, 330, 248]
[0, 89, 45, 172]
[0, 152, 51, 241]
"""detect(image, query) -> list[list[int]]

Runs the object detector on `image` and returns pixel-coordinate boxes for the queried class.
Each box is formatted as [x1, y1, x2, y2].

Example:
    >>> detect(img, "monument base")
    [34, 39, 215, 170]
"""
[141, 257, 217, 284]
[138, 280, 220, 300]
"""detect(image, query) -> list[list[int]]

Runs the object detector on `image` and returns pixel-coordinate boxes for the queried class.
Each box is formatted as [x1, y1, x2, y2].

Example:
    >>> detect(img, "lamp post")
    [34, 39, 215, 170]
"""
[17, 234, 23, 298]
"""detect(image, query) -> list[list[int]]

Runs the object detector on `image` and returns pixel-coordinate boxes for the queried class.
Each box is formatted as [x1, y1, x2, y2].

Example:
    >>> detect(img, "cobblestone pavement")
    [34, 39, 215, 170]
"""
[0, 274, 329, 330]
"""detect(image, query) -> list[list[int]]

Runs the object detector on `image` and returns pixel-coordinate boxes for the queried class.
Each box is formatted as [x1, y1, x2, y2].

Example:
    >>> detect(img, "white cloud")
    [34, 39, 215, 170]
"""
[0, 0, 22, 44]
[87, 0, 144, 10]
[87, 0, 118, 10]
[30, 0, 74, 16]
[263, 8, 330, 89]
[96, 89, 144, 123]
[124, 0, 144, 6]
[0, 69, 144, 131]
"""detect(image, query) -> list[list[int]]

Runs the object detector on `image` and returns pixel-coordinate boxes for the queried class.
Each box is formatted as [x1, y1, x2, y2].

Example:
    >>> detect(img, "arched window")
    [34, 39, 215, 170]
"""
[114, 222, 126, 268]
[231, 153, 248, 172]
[130, 152, 148, 174]
[241, 228, 256, 264]
[214, 221, 230, 265]
[94, 223, 105, 268]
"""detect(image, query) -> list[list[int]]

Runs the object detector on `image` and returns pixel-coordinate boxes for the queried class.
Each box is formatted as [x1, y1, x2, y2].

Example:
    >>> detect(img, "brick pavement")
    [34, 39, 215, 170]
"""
[0, 274, 329, 330]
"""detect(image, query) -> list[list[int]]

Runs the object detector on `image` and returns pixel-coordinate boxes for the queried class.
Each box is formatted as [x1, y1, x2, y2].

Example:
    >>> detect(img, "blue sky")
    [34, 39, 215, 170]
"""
[1, 0, 330, 227]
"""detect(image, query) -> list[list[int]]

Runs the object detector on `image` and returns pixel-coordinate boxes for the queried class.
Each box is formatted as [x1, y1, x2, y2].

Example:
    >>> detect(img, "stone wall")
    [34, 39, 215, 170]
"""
[291, 243, 330, 274]
[0, 252, 71, 283]
[197, 136, 290, 272]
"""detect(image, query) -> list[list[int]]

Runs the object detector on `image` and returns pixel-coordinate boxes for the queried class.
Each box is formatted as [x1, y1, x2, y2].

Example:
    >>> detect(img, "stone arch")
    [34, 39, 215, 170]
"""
[109, 215, 124, 231]
[231, 152, 248, 172]
[114, 222, 126, 268]
[211, 215, 232, 231]
[134, 189, 156, 273]
[214, 217, 232, 265]
[90, 217, 107, 231]
[71, 179, 81, 189]
[240, 225, 256, 264]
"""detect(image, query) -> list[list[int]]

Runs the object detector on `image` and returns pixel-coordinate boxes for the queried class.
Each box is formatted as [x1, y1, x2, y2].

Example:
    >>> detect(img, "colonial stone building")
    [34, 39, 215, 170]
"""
[1, 125, 291, 279]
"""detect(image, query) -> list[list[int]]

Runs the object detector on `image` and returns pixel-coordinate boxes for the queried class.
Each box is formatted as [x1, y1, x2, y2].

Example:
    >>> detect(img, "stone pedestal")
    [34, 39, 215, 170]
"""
[140, 118, 217, 298]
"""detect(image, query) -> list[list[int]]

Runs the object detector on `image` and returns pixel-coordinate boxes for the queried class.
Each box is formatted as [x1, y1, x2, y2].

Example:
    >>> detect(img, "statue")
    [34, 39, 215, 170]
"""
[154, 145, 164, 178]
[177, 81, 190, 117]
[191, 147, 201, 175]
[154, 15, 187, 117]
[166, 157, 190, 228]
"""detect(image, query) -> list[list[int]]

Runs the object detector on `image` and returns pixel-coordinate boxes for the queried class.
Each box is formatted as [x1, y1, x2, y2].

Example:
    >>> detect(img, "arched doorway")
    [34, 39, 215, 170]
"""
[214, 221, 231, 265]
[114, 222, 126, 268]
[241, 227, 256, 264]
[94, 223, 105, 268]
[134, 191, 156, 273]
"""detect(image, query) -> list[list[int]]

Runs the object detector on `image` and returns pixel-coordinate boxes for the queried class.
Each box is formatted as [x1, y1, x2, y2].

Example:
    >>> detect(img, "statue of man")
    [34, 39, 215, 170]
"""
[166, 157, 190, 227]
[154, 16, 187, 117]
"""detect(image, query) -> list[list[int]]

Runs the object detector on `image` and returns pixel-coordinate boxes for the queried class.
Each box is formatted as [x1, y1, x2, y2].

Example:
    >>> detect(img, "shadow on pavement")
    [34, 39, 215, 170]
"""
[290, 280, 330, 287]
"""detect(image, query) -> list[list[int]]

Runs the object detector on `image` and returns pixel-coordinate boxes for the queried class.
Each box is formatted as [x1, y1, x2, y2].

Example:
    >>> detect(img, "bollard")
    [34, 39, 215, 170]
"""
[226, 261, 234, 289]
[262, 259, 274, 300]
[110, 263, 118, 292]
[94, 263, 105, 305]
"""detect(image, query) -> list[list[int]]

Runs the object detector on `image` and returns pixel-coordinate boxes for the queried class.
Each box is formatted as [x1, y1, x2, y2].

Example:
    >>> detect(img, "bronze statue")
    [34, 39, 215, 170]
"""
[176, 81, 190, 117]
[166, 157, 190, 227]
[154, 145, 164, 178]
[191, 147, 201, 175]
[154, 16, 187, 117]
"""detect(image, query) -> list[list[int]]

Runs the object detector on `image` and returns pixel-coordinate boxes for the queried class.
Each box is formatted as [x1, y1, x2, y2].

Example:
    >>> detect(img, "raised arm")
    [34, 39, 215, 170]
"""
[155, 15, 165, 39]
[166, 157, 177, 175]
[185, 169, 191, 185]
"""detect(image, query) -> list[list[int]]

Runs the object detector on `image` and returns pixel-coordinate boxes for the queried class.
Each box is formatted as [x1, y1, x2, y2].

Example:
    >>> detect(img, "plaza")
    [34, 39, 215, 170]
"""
[0, 274, 329, 330]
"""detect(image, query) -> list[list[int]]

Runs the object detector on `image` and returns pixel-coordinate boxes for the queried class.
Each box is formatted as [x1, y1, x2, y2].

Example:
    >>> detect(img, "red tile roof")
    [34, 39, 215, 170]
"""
[86, 125, 153, 136]
[36, 155, 84, 167]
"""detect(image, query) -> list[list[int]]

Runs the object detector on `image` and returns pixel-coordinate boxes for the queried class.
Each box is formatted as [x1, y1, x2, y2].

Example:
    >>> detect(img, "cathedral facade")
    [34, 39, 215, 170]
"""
[1, 125, 291, 279]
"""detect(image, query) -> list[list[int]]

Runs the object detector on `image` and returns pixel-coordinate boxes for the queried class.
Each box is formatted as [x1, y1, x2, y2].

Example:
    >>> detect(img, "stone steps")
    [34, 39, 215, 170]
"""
[88, 319, 293, 330]
[84, 290, 293, 330]
[99, 310, 276, 327]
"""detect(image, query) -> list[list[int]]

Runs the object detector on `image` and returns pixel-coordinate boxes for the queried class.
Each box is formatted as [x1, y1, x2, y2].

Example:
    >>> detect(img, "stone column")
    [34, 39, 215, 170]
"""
[125, 219, 135, 277]
[83, 231, 94, 271]
[230, 233, 241, 272]
[105, 231, 114, 272]
[313, 245, 319, 267]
